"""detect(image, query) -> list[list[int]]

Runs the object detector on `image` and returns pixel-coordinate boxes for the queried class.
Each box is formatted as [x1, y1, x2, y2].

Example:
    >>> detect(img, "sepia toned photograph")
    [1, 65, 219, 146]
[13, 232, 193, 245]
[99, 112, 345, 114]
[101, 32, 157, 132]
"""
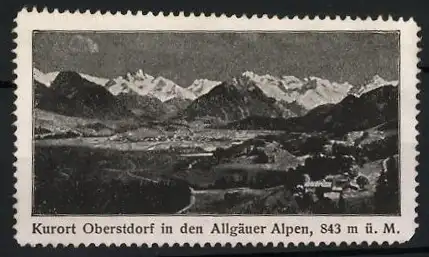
[32, 31, 400, 216]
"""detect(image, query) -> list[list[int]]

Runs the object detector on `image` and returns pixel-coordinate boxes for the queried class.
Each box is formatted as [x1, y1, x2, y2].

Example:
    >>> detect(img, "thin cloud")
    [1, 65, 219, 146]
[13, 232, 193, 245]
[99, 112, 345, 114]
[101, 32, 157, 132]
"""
[69, 35, 99, 54]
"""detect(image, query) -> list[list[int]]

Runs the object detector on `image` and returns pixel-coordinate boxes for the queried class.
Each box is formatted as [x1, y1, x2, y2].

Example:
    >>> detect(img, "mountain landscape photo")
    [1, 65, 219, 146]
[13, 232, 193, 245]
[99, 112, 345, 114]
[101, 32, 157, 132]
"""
[33, 31, 400, 215]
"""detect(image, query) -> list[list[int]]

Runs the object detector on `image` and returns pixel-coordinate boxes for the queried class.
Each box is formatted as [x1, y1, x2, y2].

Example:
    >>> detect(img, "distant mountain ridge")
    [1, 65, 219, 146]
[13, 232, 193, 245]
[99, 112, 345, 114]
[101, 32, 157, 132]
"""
[106, 69, 196, 102]
[239, 71, 398, 113]
[33, 67, 399, 125]
[227, 85, 398, 134]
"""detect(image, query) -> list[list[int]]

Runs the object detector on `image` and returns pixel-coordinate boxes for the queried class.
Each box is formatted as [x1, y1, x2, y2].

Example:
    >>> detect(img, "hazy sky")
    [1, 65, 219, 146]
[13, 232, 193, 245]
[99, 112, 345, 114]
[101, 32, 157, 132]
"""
[33, 31, 399, 87]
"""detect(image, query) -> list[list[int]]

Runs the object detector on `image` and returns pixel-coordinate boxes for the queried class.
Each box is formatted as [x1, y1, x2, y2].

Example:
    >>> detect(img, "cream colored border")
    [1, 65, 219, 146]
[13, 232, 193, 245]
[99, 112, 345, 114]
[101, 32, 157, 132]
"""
[13, 9, 420, 246]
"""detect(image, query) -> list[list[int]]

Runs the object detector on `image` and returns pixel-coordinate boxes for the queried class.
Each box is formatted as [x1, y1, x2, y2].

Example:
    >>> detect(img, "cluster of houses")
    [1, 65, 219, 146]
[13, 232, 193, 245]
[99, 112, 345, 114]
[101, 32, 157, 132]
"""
[141, 134, 192, 142]
[302, 174, 360, 194]
[108, 133, 195, 142]
[108, 131, 238, 144]
[34, 127, 83, 140]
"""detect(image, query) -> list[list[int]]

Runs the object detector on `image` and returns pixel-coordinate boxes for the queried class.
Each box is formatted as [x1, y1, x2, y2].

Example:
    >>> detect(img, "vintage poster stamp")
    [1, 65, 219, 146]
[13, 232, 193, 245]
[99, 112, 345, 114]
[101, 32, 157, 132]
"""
[14, 9, 419, 246]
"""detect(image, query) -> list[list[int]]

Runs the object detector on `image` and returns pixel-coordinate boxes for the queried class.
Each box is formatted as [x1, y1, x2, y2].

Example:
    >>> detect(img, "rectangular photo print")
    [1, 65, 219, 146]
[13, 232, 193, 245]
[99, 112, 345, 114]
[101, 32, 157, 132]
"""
[32, 31, 401, 216]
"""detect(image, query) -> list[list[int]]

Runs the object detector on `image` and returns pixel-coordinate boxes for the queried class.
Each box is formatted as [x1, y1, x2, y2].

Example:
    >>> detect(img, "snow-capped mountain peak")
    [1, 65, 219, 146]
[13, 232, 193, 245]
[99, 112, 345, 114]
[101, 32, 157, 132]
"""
[372, 74, 385, 84]
[123, 69, 154, 82]
[106, 70, 196, 102]
[79, 73, 110, 86]
[188, 78, 222, 97]
[134, 69, 153, 80]
[297, 77, 354, 110]
[370, 74, 399, 87]
[239, 71, 294, 101]
[33, 67, 109, 87]
[350, 75, 399, 96]
[151, 76, 196, 102]
[280, 75, 304, 90]
[234, 71, 357, 111]
[241, 71, 280, 84]
[33, 68, 59, 87]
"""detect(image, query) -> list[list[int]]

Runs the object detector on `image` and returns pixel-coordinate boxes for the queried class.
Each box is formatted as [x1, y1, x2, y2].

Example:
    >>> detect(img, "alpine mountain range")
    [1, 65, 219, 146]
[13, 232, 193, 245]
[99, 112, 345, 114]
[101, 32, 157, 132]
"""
[33, 67, 398, 126]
